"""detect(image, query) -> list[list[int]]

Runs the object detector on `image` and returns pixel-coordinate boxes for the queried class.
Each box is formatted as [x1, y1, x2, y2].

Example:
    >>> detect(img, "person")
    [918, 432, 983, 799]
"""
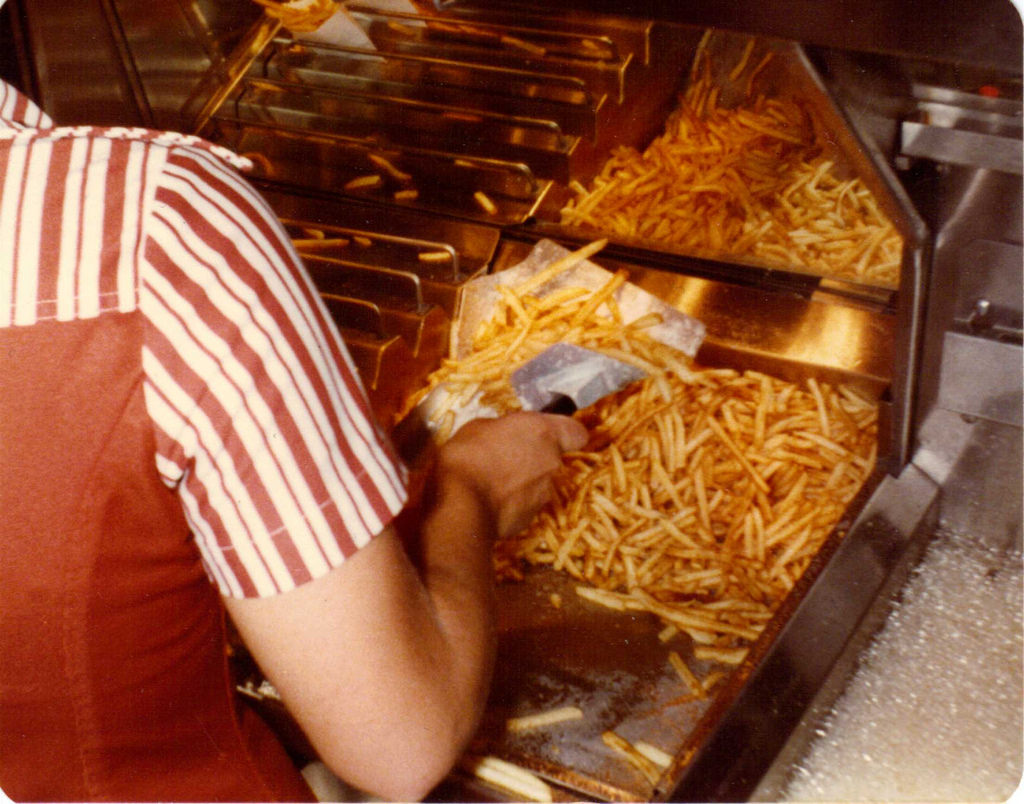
[0, 74, 587, 802]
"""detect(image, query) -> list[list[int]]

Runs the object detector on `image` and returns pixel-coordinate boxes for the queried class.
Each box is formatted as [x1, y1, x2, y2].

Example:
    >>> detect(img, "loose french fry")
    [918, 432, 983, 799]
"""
[368, 153, 411, 182]
[418, 249, 452, 263]
[512, 238, 608, 296]
[668, 651, 704, 697]
[602, 731, 663, 785]
[473, 190, 498, 215]
[462, 755, 553, 802]
[290, 237, 350, 249]
[634, 740, 674, 769]
[344, 174, 382, 191]
[506, 705, 584, 732]
[658, 623, 680, 643]
[694, 645, 749, 665]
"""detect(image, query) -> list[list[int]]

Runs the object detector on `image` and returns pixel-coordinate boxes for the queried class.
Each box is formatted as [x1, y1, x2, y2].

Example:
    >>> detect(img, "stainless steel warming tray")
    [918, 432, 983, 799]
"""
[190, 6, 919, 295]
[411, 235, 896, 802]
[530, 29, 915, 294]
[11, 1, 989, 801]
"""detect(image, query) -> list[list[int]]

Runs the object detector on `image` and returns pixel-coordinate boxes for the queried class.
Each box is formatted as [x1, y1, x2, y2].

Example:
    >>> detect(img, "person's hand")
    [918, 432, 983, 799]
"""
[436, 412, 588, 540]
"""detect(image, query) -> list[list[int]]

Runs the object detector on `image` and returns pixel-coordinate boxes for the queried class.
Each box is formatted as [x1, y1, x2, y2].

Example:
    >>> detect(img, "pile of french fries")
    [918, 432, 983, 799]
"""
[494, 358, 878, 649]
[559, 42, 903, 287]
[404, 239, 671, 440]
[411, 241, 878, 652]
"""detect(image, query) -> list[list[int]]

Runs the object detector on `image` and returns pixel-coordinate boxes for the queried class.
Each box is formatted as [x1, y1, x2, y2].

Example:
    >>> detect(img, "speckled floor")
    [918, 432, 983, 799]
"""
[783, 531, 1023, 802]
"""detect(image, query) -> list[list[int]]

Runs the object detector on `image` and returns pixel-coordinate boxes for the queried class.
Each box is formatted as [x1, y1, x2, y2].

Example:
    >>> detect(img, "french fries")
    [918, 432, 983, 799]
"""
[403, 243, 671, 434]
[634, 740, 674, 770]
[462, 755, 553, 802]
[602, 731, 663, 785]
[506, 705, 584, 732]
[474, 190, 499, 216]
[497, 361, 877, 649]
[344, 174, 383, 192]
[418, 249, 452, 263]
[289, 237, 350, 250]
[694, 645, 749, 665]
[668, 650, 703, 697]
[559, 44, 903, 287]
[409, 242, 878, 658]
[369, 153, 412, 183]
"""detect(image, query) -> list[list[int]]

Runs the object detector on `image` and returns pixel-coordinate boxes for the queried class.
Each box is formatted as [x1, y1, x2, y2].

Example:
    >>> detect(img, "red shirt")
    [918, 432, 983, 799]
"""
[0, 80, 408, 800]
[0, 80, 408, 597]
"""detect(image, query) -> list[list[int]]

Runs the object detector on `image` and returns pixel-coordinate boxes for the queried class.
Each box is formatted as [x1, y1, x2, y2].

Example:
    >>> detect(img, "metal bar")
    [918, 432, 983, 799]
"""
[184, 13, 282, 134]
[901, 120, 1024, 174]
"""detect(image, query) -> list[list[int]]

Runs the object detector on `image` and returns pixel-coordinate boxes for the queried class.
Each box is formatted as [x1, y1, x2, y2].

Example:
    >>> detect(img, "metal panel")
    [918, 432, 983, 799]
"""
[446, 0, 1023, 75]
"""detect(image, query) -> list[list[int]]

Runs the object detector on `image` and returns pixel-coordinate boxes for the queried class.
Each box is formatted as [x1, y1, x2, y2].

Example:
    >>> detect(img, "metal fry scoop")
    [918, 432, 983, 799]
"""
[511, 343, 646, 414]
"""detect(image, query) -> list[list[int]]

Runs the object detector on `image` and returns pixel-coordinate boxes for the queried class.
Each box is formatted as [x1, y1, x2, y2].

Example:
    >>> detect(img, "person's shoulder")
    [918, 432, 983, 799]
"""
[56, 125, 253, 172]
[7, 123, 255, 184]
[141, 129, 254, 175]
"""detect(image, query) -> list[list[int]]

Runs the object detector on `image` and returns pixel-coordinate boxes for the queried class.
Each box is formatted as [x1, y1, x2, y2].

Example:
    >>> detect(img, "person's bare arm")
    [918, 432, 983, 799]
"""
[224, 412, 587, 801]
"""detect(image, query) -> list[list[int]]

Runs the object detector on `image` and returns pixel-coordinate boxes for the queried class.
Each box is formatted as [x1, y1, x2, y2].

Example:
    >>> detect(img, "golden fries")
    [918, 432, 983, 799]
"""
[461, 755, 553, 802]
[407, 244, 878, 658]
[417, 249, 452, 263]
[404, 245, 672, 420]
[602, 731, 663, 785]
[668, 650, 704, 697]
[506, 705, 584, 732]
[497, 363, 877, 649]
[473, 190, 499, 216]
[368, 153, 412, 183]
[634, 740, 674, 770]
[559, 46, 903, 287]
[693, 645, 749, 665]
[344, 174, 383, 191]
[289, 237, 350, 250]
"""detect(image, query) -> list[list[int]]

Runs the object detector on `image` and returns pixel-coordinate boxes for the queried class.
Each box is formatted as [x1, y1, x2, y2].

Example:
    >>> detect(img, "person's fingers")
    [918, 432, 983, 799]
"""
[539, 412, 589, 453]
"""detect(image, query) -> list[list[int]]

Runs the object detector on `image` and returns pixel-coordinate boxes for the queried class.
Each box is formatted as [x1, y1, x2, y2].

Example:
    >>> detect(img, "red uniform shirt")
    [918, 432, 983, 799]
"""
[0, 79, 408, 800]
[0, 79, 407, 595]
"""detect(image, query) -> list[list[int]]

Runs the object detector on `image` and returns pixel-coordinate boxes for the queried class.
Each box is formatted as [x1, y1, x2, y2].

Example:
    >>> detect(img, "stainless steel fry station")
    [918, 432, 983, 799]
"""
[3, 0, 1020, 800]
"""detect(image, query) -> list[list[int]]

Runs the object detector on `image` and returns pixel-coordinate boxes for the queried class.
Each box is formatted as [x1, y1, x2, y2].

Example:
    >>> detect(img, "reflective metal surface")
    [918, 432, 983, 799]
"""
[678, 461, 940, 802]
[751, 410, 1022, 801]
[256, 187, 502, 426]
[8, 1, 1020, 800]
[195, 9, 695, 226]
[454, 0, 1022, 76]
[419, 238, 897, 802]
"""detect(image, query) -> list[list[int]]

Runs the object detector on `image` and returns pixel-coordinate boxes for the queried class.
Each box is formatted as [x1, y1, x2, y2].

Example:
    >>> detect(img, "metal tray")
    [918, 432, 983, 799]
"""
[528, 28, 920, 296]
[425, 240, 896, 801]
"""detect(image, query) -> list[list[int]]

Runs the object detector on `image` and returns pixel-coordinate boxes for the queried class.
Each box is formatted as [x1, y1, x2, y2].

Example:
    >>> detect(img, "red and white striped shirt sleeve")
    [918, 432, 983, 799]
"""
[0, 80, 53, 130]
[141, 144, 408, 599]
